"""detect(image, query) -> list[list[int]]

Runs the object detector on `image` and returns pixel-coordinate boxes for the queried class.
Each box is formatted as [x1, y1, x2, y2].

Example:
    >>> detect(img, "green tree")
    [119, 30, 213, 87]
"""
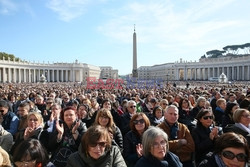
[206, 50, 225, 58]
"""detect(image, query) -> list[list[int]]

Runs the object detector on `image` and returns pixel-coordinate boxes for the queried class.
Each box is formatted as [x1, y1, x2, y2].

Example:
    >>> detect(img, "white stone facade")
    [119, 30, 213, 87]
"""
[100, 66, 119, 79]
[138, 55, 250, 81]
[0, 59, 101, 83]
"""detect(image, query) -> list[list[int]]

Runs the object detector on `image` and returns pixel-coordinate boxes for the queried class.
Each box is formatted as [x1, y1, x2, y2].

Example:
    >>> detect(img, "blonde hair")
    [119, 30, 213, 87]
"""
[27, 112, 44, 128]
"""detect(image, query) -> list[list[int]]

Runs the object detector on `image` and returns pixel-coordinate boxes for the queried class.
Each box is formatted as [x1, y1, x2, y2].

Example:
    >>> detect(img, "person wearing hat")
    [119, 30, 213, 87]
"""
[0, 100, 19, 136]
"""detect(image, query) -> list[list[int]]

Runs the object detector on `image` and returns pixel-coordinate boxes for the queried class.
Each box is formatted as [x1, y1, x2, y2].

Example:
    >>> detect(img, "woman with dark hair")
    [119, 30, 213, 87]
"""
[94, 108, 123, 151]
[191, 109, 222, 166]
[13, 138, 54, 167]
[77, 104, 92, 128]
[221, 102, 239, 130]
[150, 106, 164, 126]
[135, 126, 182, 167]
[66, 125, 126, 167]
[178, 98, 195, 131]
[91, 99, 122, 129]
[123, 112, 151, 167]
[190, 97, 206, 119]
[199, 132, 249, 167]
[48, 106, 87, 167]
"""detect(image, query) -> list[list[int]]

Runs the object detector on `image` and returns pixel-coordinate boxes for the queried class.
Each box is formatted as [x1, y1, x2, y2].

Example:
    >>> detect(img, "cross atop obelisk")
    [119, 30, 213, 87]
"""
[132, 24, 138, 78]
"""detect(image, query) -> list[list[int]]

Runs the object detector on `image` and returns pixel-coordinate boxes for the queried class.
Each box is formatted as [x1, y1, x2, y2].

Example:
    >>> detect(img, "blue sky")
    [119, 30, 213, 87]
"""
[1, 0, 250, 75]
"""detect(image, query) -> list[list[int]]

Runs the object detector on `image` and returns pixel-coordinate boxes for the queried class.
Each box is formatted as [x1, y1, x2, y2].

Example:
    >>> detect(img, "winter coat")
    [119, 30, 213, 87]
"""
[158, 120, 195, 162]
[66, 145, 127, 167]
[123, 130, 142, 167]
[135, 152, 182, 167]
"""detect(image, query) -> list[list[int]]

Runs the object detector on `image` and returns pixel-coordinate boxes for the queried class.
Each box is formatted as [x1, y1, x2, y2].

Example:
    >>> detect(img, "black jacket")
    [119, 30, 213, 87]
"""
[191, 124, 215, 165]
[48, 120, 87, 155]
[123, 130, 142, 167]
[121, 112, 132, 136]
[135, 152, 182, 167]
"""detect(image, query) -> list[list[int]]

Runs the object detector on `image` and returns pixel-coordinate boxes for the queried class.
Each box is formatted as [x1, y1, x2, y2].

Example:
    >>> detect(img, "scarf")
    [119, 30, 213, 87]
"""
[235, 123, 250, 134]
[214, 154, 227, 167]
[165, 120, 178, 140]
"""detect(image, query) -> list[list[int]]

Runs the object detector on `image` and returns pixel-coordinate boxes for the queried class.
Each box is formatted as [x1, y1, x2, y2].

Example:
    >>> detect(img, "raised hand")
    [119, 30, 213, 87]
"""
[72, 120, 80, 134]
[24, 127, 34, 140]
[56, 120, 64, 135]
[136, 143, 143, 158]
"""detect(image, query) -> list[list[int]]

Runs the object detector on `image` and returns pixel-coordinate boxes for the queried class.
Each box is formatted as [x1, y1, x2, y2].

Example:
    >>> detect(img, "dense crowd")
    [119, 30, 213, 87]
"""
[0, 81, 250, 167]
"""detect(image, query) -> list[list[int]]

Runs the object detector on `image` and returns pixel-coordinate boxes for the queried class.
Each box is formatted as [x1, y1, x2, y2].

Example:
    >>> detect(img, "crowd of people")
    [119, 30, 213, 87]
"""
[0, 81, 249, 167]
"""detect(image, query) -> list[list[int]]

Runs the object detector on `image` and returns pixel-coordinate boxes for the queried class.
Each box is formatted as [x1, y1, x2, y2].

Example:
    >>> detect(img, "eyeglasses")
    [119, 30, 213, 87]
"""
[203, 116, 213, 120]
[15, 159, 36, 167]
[152, 140, 167, 149]
[222, 150, 247, 162]
[130, 105, 136, 108]
[46, 102, 53, 104]
[162, 103, 167, 105]
[89, 142, 107, 148]
[133, 119, 145, 125]
[241, 114, 250, 118]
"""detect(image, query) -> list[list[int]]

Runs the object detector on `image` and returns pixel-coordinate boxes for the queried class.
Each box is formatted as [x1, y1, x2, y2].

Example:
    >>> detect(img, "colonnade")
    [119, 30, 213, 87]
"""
[0, 67, 84, 83]
[178, 64, 250, 81]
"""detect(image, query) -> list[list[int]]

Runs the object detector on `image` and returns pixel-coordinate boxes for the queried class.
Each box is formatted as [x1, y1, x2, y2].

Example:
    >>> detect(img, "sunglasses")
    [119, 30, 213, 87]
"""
[130, 105, 136, 108]
[222, 151, 247, 162]
[89, 142, 106, 148]
[203, 116, 213, 120]
[133, 119, 145, 125]
[0, 110, 4, 113]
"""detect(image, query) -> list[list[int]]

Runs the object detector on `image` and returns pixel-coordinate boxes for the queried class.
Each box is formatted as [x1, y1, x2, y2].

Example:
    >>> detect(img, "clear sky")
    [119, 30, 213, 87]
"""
[1, 0, 250, 75]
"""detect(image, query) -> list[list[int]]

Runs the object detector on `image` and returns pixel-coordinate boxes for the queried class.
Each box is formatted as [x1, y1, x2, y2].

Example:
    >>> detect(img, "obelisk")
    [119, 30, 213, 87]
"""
[132, 25, 138, 78]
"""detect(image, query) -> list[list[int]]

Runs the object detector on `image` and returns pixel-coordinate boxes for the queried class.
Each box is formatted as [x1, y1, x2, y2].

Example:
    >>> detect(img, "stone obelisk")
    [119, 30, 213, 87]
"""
[132, 25, 138, 78]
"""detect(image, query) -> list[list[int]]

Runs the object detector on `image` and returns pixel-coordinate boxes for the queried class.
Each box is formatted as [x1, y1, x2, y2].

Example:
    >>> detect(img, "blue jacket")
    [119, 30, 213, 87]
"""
[2, 111, 19, 135]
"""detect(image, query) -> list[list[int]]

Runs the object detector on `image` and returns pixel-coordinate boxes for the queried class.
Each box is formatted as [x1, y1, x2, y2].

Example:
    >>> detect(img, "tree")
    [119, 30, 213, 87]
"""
[0, 52, 21, 61]
[200, 54, 206, 59]
[206, 50, 225, 58]
[242, 43, 250, 54]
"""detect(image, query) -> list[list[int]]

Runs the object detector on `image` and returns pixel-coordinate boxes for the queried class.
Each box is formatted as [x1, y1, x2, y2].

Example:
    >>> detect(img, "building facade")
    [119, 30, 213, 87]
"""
[100, 66, 119, 79]
[0, 59, 101, 83]
[138, 55, 250, 81]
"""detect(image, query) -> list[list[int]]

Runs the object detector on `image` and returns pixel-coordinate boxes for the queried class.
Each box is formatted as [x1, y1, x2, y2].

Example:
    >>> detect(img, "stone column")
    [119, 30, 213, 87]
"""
[23, 69, 26, 82]
[57, 70, 59, 82]
[47, 70, 50, 82]
[18, 68, 21, 83]
[66, 70, 68, 82]
[52, 70, 54, 82]
[13, 68, 16, 83]
[237, 66, 240, 80]
[72, 70, 75, 82]
[242, 66, 245, 80]
[61, 70, 63, 82]
[33, 69, 36, 83]
[7, 68, 11, 82]
[194, 68, 196, 80]
[38, 69, 40, 81]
